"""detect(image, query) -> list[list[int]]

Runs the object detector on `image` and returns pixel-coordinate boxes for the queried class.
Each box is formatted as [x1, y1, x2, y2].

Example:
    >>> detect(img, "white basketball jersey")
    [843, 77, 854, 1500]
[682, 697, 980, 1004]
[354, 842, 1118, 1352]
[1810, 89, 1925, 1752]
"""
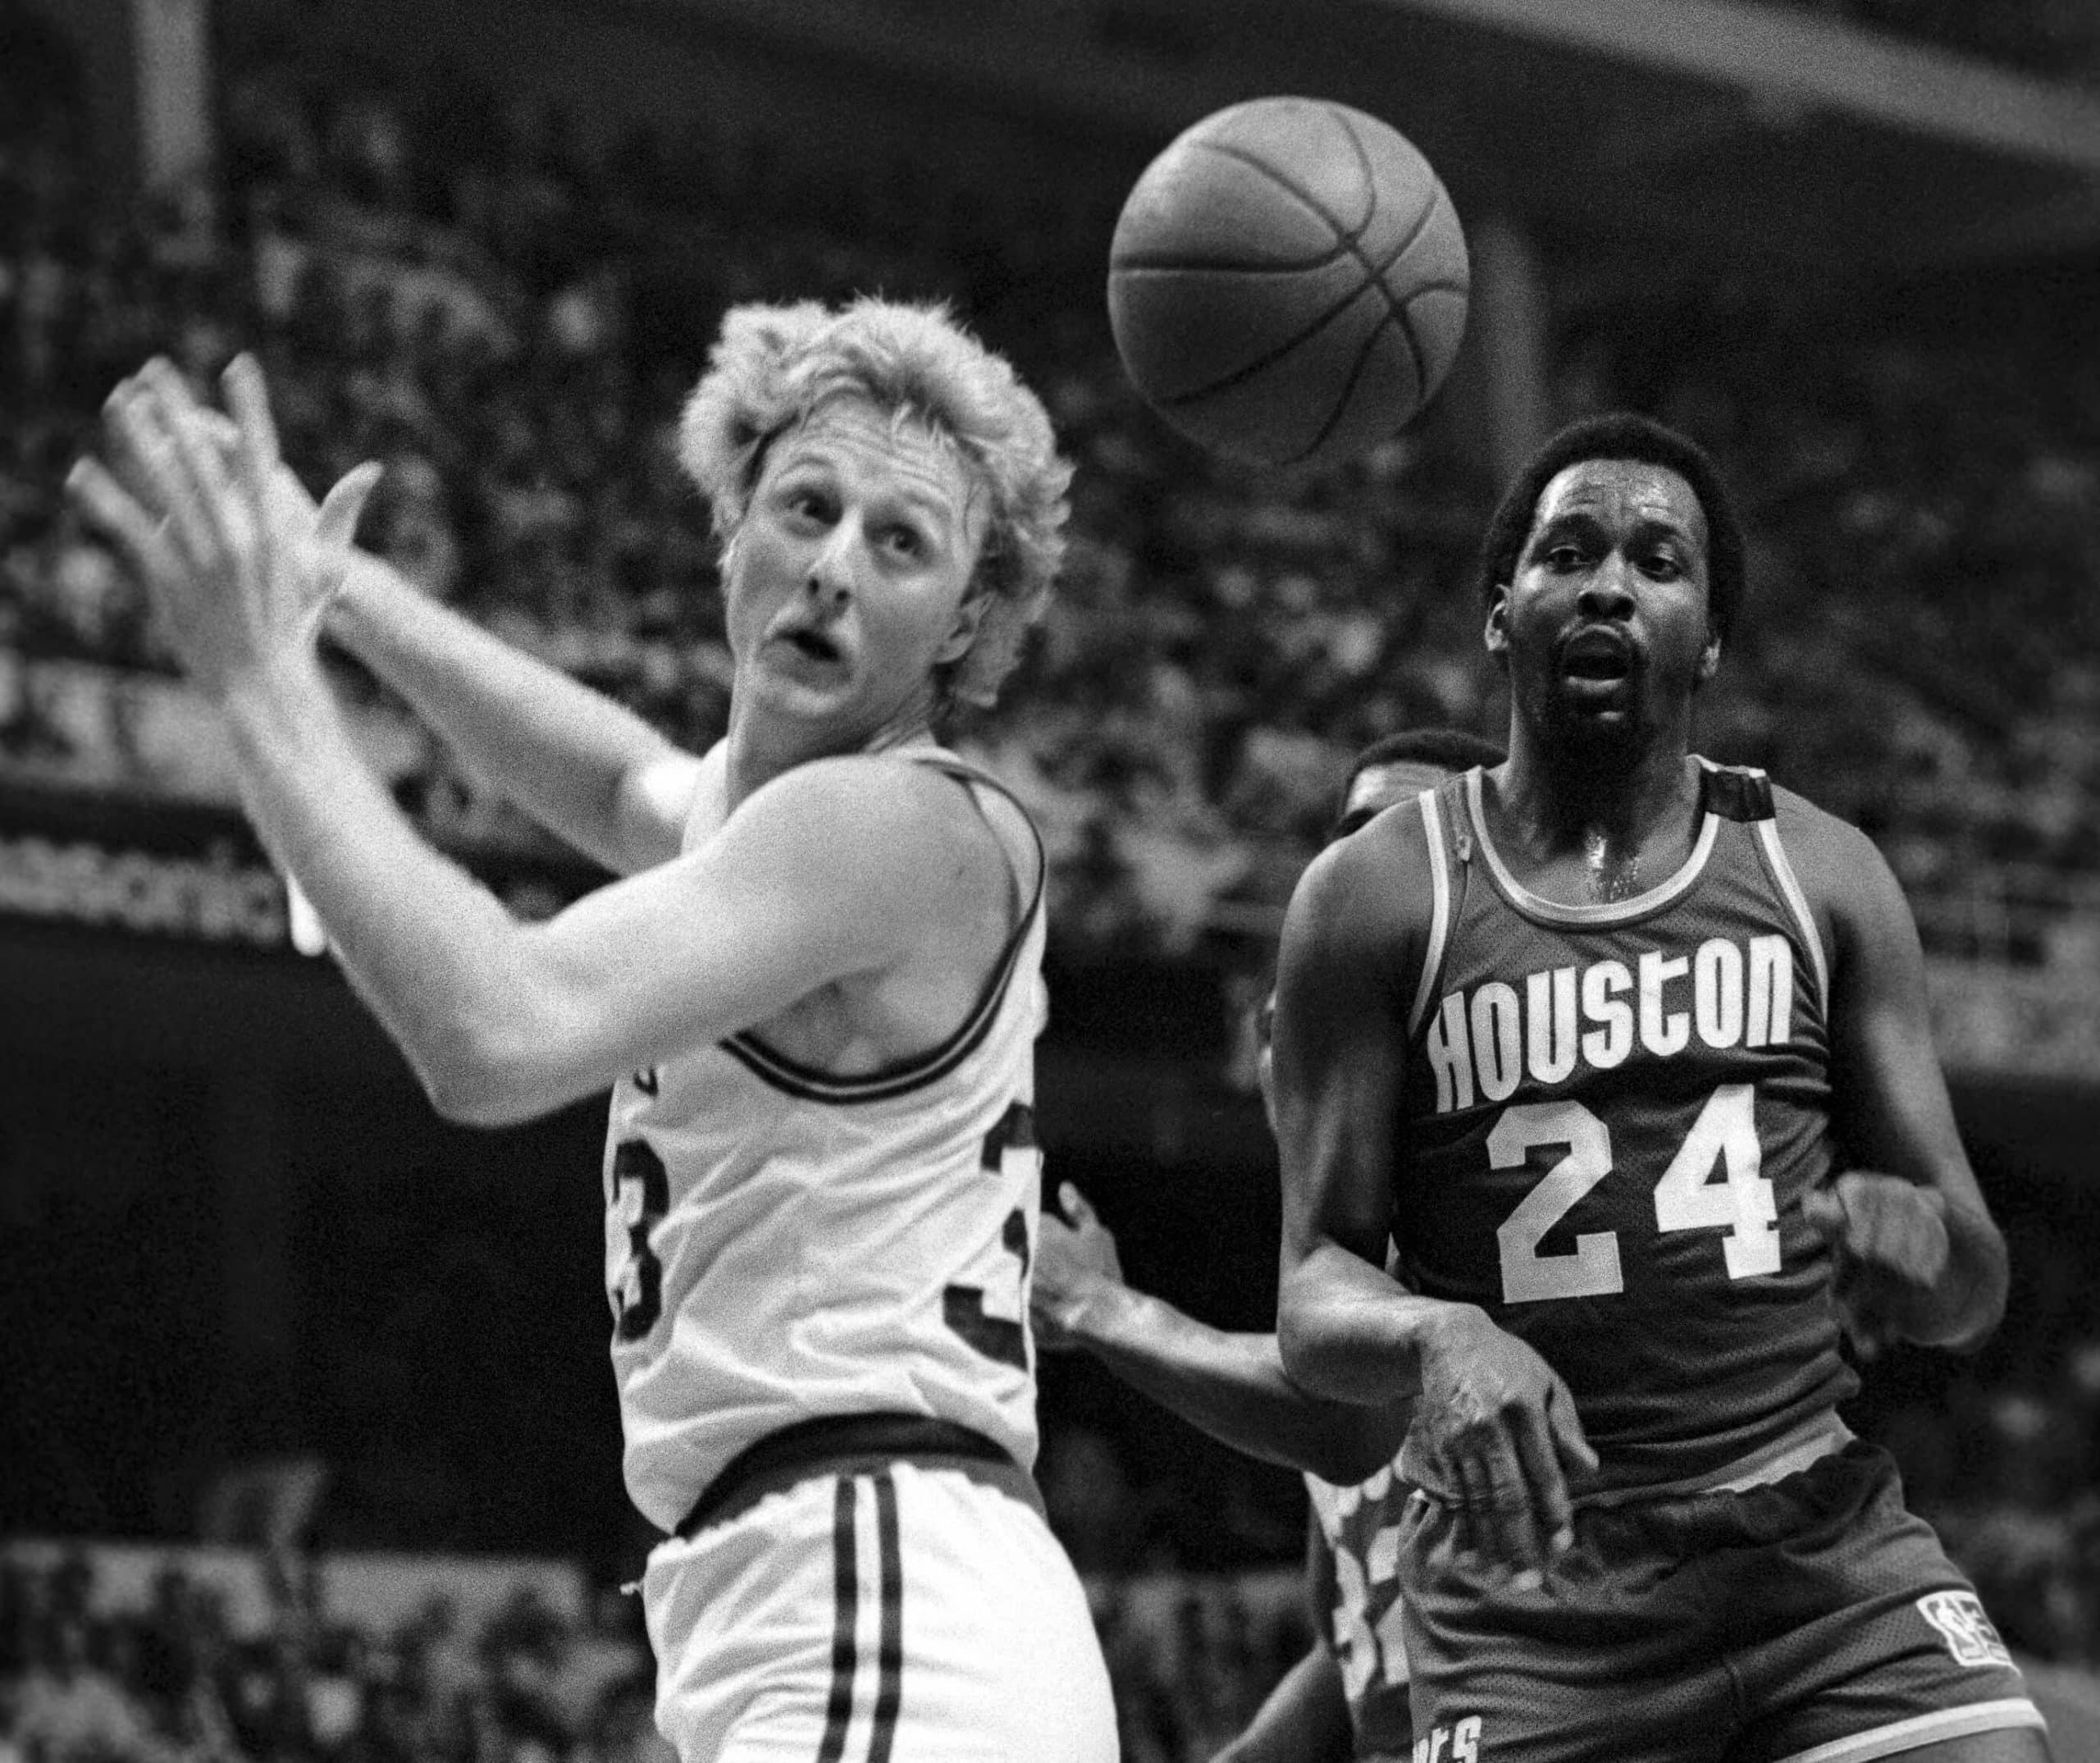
[603, 748, 1050, 1535]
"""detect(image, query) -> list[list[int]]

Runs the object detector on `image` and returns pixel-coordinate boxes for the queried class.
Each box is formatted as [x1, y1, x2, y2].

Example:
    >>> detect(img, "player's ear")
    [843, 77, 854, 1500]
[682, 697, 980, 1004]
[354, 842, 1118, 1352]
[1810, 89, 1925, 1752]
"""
[935, 587, 990, 665]
[1696, 625, 1722, 683]
[1483, 586, 1511, 659]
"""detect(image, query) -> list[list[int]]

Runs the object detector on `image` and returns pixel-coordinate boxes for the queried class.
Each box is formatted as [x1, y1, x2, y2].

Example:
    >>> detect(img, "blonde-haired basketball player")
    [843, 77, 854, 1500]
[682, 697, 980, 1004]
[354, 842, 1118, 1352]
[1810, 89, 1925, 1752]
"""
[70, 298, 1118, 1763]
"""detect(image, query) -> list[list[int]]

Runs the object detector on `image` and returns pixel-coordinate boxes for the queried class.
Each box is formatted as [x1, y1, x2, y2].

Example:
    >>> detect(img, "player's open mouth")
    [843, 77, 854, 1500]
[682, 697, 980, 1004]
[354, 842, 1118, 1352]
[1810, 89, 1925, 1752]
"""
[775, 627, 843, 665]
[1559, 630, 1633, 683]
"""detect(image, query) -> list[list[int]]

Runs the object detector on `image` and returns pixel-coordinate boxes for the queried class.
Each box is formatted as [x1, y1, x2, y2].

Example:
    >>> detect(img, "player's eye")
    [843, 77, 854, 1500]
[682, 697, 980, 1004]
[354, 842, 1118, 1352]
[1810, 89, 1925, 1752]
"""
[1545, 544, 1588, 572]
[883, 523, 926, 559]
[781, 486, 833, 523]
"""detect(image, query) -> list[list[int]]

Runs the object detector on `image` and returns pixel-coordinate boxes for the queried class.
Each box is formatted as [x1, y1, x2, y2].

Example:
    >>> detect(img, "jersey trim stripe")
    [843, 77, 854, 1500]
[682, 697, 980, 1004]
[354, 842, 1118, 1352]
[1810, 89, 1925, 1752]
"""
[1408, 788, 1454, 1040]
[719, 913, 1031, 1103]
[815, 1475, 861, 1763]
[1755, 816, 1831, 1016]
[721, 751, 1045, 1105]
[867, 1472, 904, 1763]
[1771, 1698, 2045, 1763]
[1463, 768, 1721, 926]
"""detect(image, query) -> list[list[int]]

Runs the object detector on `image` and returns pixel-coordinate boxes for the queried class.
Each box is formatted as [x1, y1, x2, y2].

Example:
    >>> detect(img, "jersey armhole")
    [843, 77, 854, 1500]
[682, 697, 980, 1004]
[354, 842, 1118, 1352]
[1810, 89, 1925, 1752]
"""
[1403, 785, 1458, 1042]
[1752, 795, 1832, 1018]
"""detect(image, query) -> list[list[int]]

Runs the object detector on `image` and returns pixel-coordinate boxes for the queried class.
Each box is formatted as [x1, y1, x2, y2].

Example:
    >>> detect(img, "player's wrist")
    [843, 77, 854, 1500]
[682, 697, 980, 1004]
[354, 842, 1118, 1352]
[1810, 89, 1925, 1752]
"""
[1417, 1300, 1500, 1381]
[217, 648, 333, 753]
[1060, 1273, 1141, 1345]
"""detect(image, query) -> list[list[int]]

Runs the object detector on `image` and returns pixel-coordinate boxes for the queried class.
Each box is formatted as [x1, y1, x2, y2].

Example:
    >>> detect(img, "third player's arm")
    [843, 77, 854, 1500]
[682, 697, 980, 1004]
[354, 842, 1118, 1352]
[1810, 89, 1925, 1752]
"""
[329, 551, 701, 874]
[1799, 805, 2010, 1351]
[1043, 1246, 1408, 1483]
[1210, 1642, 1353, 1763]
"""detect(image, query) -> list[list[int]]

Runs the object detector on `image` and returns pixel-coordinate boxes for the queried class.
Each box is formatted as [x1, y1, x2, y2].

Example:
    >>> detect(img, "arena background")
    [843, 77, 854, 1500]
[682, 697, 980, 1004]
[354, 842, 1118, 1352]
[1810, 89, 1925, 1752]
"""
[2, 1, 2098, 1757]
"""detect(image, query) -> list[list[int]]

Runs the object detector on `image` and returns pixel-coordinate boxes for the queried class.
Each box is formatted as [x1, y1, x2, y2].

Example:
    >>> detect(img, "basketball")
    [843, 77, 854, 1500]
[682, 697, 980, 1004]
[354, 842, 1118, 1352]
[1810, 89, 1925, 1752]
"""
[1107, 96, 1470, 470]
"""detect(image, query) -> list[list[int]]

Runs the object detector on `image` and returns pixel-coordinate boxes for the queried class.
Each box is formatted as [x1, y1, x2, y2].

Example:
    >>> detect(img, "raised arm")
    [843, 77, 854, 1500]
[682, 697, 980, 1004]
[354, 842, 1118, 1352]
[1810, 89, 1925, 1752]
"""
[69, 361, 988, 1127]
[220, 691, 964, 1124]
[1032, 1185, 1407, 1485]
[328, 551, 702, 875]
[154, 359, 699, 874]
[1790, 802, 2009, 1353]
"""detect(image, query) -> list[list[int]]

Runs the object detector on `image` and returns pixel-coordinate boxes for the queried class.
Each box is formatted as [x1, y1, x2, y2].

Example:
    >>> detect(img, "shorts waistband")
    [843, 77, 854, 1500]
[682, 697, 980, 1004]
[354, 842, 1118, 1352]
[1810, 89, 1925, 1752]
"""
[1574, 1411, 1856, 1510]
[673, 1412, 1044, 1539]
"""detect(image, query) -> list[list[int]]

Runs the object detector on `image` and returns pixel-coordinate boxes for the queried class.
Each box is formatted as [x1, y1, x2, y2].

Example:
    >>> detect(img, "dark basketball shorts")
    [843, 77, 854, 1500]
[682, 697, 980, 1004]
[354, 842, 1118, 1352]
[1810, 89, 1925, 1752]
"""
[1395, 1441, 2045, 1763]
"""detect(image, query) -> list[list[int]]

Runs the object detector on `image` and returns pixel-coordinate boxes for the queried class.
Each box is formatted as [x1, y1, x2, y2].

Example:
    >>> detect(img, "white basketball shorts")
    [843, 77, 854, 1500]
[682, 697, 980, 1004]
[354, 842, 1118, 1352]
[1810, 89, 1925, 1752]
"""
[641, 1461, 1119, 1762]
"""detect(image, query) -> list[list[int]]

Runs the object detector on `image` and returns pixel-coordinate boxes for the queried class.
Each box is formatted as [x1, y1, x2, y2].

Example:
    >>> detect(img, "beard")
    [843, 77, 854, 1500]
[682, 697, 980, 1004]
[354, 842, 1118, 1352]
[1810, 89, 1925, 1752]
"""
[1520, 663, 1660, 810]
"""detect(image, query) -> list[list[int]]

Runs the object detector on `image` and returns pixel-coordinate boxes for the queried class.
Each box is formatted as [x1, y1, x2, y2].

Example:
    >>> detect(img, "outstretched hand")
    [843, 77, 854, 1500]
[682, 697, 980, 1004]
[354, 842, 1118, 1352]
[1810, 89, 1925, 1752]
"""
[1031, 1183, 1126, 1352]
[66, 354, 380, 701]
[1413, 1305, 1598, 1585]
[1801, 1170, 1951, 1360]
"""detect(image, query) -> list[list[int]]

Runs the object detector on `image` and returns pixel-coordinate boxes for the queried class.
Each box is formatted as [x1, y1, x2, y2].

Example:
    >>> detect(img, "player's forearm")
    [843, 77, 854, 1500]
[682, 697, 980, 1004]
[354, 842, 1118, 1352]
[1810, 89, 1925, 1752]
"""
[330, 554, 680, 873]
[1277, 1240, 1466, 1409]
[221, 655, 553, 1121]
[1210, 1646, 1353, 1763]
[1068, 1282, 1404, 1482]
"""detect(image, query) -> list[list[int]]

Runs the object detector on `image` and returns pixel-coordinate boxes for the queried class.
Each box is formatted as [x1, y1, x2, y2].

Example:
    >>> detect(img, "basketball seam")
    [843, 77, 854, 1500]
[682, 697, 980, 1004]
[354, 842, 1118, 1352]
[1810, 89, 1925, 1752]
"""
[1111, 251, 1353, 275]
[1330, 106, 1434, 395]
[1198, 107, 1445, 324]
[1147, 116, 1444, 419]
[1148, 210, 1436, 413]
[1153, 276, 1385, 412]
[1294, 305, 1401, 464]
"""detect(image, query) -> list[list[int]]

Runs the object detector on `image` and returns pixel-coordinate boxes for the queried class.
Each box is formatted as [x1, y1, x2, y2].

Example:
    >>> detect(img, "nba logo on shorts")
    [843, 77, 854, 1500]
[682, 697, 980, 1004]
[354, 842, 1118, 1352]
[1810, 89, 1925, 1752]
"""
[1917, 1592, 2012, 1668]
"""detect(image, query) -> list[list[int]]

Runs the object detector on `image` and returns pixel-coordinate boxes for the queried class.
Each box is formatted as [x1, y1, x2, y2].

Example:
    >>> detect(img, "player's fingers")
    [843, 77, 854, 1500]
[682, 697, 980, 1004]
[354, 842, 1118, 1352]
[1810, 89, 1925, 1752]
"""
[1799, 1188, 1848, 1242]
[1444, 1450, 1488, 1564]
[1545, 1379, 1599, 1480]
[146, 359, 247, 562]
[1474, 1436, 1544, 1578]
[1509, 1405, 1575, 1566]
[107, 377, 219, 575]
[223, 354, 283, 470]
[224, 354, 286, 560]
[66, 457, 176, 586]
[1061, 1185, 1096, 1227]
[313, 464, 381, 605]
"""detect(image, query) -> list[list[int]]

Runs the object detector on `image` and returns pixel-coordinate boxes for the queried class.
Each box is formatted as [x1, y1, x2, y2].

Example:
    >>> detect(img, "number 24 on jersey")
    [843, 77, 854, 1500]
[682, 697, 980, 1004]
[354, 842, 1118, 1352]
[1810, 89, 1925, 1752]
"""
[1494, 1083, 1778, 1304]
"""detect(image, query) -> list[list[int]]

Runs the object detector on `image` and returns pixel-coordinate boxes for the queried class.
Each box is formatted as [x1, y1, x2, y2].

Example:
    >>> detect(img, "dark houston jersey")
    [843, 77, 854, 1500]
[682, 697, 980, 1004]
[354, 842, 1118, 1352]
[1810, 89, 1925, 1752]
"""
[1397, 762, 1856, 1497]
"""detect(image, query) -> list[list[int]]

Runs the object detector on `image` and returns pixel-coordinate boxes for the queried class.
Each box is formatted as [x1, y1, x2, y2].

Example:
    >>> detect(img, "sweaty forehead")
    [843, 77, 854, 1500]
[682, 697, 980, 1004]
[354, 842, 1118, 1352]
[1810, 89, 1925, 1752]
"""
[1533, 458, 1707, 545]
[769, 399, 981, 525]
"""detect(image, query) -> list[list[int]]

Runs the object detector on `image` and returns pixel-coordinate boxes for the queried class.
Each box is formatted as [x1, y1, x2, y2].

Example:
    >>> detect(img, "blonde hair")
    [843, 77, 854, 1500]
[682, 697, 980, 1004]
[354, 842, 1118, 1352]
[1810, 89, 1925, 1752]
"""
[678, 296, 1073, 712]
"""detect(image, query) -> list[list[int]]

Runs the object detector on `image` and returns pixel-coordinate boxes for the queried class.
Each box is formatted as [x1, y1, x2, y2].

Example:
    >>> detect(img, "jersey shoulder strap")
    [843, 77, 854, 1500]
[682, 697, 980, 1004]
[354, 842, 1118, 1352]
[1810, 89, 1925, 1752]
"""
[897, 747, 1047, 934]
[1403, 770, 1476, 1039]
[1696, 759, 1775, 824]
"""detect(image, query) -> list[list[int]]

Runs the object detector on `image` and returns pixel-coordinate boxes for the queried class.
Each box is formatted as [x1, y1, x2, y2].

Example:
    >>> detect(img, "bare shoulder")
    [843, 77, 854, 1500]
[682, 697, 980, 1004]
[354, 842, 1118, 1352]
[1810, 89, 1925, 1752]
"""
[1283, 791, 1440, 980]
[737, 751, 1025, 913]
[1769, 781, 1913, 954]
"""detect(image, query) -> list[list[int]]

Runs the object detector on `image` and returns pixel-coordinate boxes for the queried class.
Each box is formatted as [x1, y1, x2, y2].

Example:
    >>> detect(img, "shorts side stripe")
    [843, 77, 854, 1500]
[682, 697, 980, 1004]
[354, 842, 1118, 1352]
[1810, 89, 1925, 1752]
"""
[1773, 1697, 2046, 1763]
[815, 1476, 861, 1763]
[866, 1470, 905, 1763]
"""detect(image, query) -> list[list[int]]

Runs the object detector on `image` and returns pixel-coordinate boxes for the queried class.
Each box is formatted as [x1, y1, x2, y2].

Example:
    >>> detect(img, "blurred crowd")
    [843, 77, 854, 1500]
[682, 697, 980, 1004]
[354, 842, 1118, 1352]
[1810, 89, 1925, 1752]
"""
[1, 39, 2095, 971]
[0, 1545, 1322, 1763]
[0, 1551, 670, 1763]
